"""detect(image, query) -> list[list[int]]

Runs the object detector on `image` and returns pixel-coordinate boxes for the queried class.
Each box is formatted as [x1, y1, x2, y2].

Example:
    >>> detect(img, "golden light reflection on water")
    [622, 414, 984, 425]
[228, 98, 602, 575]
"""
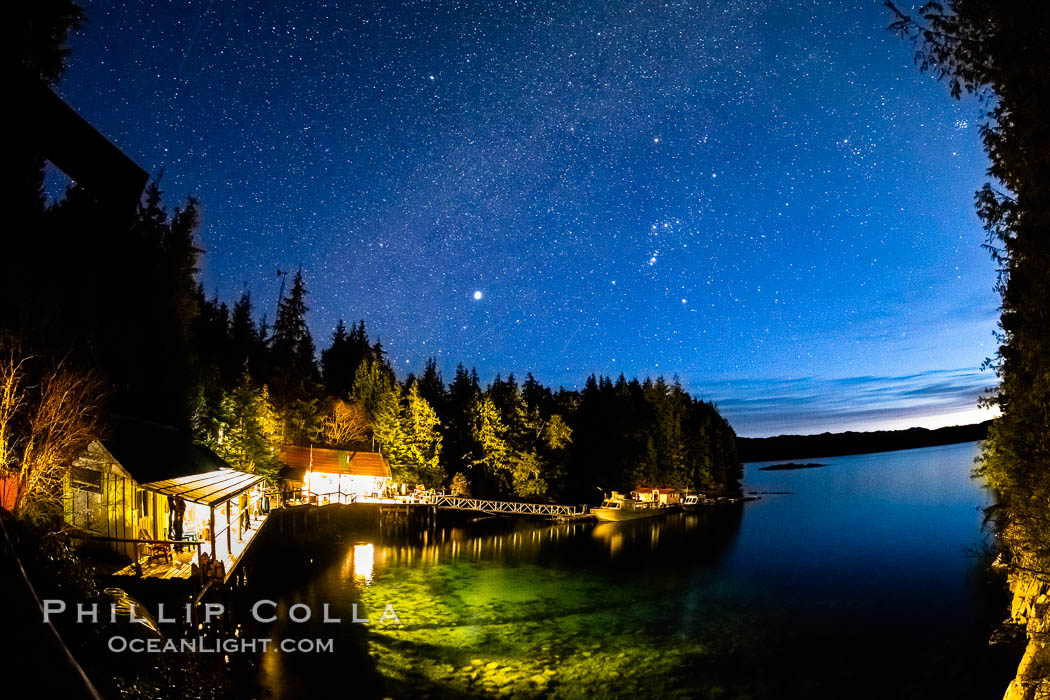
[353, 543, 374, 583]
[591, 524, 624, 556]
[354, 517, 711, 575]
[363, 522, 597, 570]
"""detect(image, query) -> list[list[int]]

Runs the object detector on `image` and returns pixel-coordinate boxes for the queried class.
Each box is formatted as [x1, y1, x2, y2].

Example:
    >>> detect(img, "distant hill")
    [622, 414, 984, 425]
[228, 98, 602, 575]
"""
[738, 421, 992, 462]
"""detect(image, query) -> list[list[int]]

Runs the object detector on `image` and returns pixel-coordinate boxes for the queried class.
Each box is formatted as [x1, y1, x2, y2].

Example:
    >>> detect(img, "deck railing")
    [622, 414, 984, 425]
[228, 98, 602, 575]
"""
[428, 494, 587, 517]
[266, 488, 587, 517]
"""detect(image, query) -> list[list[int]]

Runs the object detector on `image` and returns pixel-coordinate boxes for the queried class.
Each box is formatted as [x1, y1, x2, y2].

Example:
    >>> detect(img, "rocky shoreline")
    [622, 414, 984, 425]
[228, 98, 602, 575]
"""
[1001, 571, 1050, 700]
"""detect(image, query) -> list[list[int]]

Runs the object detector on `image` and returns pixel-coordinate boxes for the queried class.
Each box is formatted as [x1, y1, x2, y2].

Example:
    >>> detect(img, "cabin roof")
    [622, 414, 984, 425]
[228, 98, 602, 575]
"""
[279, 446, 391, 478]
[139, 468, 265, 507]
[101, 416, 231, 484]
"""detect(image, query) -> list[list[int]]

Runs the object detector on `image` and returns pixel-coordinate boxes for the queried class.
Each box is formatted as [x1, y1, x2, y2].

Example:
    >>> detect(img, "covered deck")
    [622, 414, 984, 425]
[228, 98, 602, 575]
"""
[113, 469, 269, 583]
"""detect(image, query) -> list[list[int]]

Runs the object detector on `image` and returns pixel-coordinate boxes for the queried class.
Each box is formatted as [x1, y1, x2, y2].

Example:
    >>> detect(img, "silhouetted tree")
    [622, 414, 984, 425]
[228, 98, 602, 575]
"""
[890, 0, 1050, 572]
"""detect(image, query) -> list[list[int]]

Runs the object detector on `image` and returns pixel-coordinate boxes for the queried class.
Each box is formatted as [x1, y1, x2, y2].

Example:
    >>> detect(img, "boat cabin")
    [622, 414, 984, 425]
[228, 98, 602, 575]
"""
[600, 491, 655, 510]
[631, 487, 681, 505]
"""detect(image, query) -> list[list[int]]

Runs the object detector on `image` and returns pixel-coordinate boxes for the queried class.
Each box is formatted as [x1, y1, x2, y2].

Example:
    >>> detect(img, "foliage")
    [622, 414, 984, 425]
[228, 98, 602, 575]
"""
[321, 320, 378, 399]
[468, 386, 566, 498]
[401, 384, 444, 486]
[205, 372, 282, 482]
[0, 346, 104, 516]
[544, 414, 572, 450]
[470, 395, 510, 482]
[321, 398, 371, 448]
[353, 356, 396, 416]
[282, 394, 324, 446]
[373, 384, 444, 487]
[564, 374, 739, 501]
[450, 472, 470, 496]
[889, 1, 1050, 572]
[270, 270, 318, 387]
[14, 0, 85, 85]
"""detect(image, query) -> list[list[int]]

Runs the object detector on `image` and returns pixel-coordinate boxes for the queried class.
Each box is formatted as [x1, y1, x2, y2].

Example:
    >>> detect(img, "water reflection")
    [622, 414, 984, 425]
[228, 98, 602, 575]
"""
[247, 444, 1014, 699]
[353, 543, 374, 584]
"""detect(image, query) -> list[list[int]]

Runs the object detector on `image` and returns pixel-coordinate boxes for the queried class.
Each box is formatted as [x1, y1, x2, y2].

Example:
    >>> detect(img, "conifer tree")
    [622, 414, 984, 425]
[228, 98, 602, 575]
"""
[209, 372, 282, 483]
[417, 358, 446, 413]
[270, 269, 318, 386]
[353, 357, 396, 416]
[890, 0, 1050, 571]
[321, 320, 352, 398]
[401, 384, 444, 486]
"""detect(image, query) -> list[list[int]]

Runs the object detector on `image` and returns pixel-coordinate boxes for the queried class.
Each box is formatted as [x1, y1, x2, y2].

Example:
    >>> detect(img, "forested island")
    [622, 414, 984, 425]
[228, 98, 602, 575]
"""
[757, 463, 826, 472]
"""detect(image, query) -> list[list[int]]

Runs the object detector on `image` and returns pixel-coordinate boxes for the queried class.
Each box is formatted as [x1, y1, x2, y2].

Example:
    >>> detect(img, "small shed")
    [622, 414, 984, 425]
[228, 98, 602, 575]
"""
[280, 446, 392, 504]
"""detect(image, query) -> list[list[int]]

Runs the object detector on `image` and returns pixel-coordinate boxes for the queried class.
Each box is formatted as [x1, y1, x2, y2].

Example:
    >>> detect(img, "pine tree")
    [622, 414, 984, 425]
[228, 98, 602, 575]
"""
[471, 395, 510, 480]
[321, 320, 351, 398]
[209, 372, 282, 483]
[231, 291, 265, 379]
[353, 357, 395, 416]
[417, 358, 446, 412]
[401, 384, 444, 486]
[371, 387, 404, 470]
[443, 364, 481, 478]
[270, 269, 318, 387]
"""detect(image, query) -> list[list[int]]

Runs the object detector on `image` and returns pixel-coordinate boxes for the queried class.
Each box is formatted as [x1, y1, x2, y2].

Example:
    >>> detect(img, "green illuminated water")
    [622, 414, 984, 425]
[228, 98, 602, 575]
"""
[248, 442, 1017, 699]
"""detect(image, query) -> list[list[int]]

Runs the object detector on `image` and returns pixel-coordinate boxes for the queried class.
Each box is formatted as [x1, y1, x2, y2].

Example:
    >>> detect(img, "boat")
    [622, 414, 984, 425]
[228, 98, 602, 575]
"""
[591, 491, 668, 522]
[679, 494, 702, 511]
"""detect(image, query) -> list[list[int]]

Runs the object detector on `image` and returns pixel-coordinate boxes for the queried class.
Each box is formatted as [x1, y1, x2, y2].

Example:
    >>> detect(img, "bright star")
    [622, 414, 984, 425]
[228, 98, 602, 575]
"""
[473, 290, 483, 300]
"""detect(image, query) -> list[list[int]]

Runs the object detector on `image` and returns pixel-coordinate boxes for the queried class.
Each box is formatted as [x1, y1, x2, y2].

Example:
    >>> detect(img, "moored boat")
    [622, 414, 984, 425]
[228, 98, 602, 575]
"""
[679, 494, 702, 511]
[592, 491, 668, 521]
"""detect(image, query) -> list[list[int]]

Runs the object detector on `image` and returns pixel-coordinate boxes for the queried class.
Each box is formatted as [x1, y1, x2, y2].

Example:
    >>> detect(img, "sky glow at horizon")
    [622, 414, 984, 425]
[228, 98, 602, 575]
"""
[55, 0, 1001, 436]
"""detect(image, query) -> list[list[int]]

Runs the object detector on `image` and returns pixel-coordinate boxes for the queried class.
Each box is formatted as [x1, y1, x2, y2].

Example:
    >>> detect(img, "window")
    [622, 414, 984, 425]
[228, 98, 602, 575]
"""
[70, 466, 102, 494]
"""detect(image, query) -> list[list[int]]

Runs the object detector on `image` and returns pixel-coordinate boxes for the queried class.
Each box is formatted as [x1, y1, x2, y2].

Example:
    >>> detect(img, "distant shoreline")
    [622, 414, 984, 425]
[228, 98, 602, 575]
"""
[738, 420, 991, 462]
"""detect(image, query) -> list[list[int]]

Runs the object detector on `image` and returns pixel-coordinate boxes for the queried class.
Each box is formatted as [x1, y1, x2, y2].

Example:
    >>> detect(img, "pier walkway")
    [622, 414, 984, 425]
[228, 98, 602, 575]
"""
[427, 494, 589, 518]
[275, 490, 591, 519]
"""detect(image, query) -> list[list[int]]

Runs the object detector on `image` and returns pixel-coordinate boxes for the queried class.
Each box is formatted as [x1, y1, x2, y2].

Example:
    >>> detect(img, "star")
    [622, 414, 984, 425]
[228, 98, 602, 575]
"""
[473, 290, 483, 300]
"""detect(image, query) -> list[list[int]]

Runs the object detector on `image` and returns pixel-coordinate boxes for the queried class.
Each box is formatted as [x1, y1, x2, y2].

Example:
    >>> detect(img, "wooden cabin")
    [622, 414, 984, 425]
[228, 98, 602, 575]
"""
[279, 446, 392, 504]
[64, 418, 231, 560]
[63, 417, 269, 581]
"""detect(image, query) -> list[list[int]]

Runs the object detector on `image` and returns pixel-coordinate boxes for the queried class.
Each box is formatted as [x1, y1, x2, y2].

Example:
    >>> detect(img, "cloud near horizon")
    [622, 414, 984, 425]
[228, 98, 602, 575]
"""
[701, 368, 999, 438]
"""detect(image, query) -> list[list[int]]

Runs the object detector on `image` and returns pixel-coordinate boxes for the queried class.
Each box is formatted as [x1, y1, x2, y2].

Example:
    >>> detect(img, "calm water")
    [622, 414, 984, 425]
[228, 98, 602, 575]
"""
[245, 441, 1017, 699]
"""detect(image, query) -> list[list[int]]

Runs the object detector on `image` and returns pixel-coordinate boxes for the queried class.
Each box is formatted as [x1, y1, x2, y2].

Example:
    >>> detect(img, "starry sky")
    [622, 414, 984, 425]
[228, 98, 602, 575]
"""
[53, 0, 1001, 437]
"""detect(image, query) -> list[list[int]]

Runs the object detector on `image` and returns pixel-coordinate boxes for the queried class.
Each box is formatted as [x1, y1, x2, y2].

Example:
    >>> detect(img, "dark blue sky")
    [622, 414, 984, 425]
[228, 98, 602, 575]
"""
[55, 0, 1000, 436]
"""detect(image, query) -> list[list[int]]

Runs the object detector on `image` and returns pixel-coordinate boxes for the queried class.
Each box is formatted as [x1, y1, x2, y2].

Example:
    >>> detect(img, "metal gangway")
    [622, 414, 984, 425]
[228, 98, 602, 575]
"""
[428, 493, 589, 518]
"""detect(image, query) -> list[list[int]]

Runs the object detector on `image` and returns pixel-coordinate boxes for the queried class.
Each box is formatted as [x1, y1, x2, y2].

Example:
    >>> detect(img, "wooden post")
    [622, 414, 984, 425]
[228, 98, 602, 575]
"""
[209, 506, 216, 561]
[226, 501, 232, 556]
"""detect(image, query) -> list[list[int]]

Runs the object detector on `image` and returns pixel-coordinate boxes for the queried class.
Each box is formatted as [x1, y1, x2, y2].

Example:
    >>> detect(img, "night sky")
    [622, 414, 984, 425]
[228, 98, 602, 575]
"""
[53, 0, 1000, 437]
